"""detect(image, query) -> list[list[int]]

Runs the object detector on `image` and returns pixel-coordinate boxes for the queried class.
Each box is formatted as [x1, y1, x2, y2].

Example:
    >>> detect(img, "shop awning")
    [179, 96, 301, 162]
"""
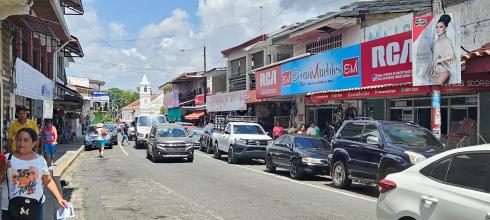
[63, 36, 84, 57]
[184, 111, 205, 120]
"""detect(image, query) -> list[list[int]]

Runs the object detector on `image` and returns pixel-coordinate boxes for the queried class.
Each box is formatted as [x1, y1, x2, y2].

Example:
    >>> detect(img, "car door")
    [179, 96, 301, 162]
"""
[277, 136, 293, 166]
[269, 136, 285, 164]
[358, 123, 385, 179]
[148, 126, 156, 152]
[336, 122, 365, 176]
[418, 153, 490, 220]
[221, 124, 232, 152]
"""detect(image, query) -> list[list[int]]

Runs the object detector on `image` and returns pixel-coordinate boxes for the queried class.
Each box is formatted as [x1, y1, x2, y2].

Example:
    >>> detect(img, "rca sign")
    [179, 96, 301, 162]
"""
[256, 65, 281, 99]
[361, 31, 413, 87]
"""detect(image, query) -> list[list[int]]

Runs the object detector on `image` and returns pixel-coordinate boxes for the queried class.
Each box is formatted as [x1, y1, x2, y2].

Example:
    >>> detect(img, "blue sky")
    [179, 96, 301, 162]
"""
[66, 0, 355, 90]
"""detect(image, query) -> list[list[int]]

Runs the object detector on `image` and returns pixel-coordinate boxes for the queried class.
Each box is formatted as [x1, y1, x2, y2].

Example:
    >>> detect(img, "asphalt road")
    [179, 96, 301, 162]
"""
[62, 141, 378, 220]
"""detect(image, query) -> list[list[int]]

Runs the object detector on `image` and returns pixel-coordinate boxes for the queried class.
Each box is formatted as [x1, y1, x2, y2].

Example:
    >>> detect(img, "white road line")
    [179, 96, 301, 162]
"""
[194, 152, 377, 203]
[119, 144, 129, 156]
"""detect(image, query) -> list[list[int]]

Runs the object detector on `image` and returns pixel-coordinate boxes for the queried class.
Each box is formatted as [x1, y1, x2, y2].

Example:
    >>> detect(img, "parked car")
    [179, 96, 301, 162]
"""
[188, 127, 204, 149]
[84, 125, 113, 151]
[213, 116, 273, 164]
[330, 118, 445, 189]
[199, 122, 215, 154]
[135, 115, 167, 148]
[265, 134, 331, 179]
[146, 123, 194, 163]
[105, 124, 118, 145]
[377, 144, 490, 220]
[128, 125, 136, 141]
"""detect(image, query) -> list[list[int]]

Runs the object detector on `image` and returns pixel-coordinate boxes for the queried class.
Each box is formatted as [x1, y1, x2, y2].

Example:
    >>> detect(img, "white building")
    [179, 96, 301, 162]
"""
[121, 75, 163, 122]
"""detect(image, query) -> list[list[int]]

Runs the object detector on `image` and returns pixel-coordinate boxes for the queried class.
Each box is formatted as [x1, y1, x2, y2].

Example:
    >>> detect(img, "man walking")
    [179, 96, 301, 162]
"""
[42, 120, 58, 166]
[95, 123, 108, 158]
[7, 106, 39, 153]
[272, 122, 284, 139]
[288, 122, 298, 134]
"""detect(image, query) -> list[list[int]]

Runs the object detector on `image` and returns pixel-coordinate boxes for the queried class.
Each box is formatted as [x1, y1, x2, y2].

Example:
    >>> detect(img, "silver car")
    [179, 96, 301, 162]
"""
[146, 123, 194, 163]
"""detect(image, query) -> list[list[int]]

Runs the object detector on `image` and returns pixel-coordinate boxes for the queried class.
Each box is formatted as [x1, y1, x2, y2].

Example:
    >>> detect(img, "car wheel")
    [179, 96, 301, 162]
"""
[380, 167, 398, 180]
[187, 152, 194, 162]
[151, 148, 160, 163]
[199, 141, 204, 151]
[107, 142, 113, 149]
[290, 159, 304, 179]
[213, 142, 221, 159]
[228, 147, 238, 164]
[84, 145, 91, 151]
[332, 160, 352, 189]
[265, 155, 276, 173]
[205, 141, 213, 154]
[146, 146, 152, 159]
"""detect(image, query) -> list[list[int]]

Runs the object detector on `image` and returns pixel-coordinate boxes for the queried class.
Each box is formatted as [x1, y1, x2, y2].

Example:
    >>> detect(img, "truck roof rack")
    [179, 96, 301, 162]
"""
[213, 116, 259, 131]
[351, 117, 374, 121]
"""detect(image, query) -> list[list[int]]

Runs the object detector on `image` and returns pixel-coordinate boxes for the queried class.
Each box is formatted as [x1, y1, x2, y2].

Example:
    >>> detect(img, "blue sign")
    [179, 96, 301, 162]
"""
[280, 44, 362, 96]
[91, 91, 109, 97]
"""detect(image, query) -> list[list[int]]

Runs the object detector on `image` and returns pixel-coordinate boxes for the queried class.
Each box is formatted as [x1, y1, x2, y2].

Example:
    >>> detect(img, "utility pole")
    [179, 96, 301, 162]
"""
[203, 45, 207, 73]
[259, 5, 263, 34]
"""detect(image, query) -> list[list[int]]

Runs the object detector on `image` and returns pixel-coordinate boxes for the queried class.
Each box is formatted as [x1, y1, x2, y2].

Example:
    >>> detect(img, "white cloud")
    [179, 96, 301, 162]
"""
[66, 0, 356, 90]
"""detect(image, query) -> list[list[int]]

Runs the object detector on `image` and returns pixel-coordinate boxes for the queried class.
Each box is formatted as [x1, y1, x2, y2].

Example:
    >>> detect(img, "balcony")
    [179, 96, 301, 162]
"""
[229, 74, 246, 92]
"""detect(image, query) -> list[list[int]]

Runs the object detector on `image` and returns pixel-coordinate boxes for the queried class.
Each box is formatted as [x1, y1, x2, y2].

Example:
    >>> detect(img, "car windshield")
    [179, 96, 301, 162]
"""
[233, 125, 264, 134]
[157, 128, 186, 137]
[382, 124, 444, 148]
[138, 116, 166, 126]
[191, 130, 204, 135]
[294, 137, 328, 149]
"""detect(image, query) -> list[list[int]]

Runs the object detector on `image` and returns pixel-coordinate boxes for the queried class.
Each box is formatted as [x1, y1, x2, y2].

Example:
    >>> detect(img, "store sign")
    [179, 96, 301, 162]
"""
[206, 90, 247, 112]
[256, 65, 281, 98]
[440, 73, 490, 93]
[280, 44, 362, 96]
[306, 85, 431, 105]
[195, 94, 205, 105]
[361, 31, 413, 87]
[363, 13, 413, 42]
[15, 58, 54, 100]
[163, 90, 180, 108]
[90, 91, 110, 102]
[412, 13, 461, 86]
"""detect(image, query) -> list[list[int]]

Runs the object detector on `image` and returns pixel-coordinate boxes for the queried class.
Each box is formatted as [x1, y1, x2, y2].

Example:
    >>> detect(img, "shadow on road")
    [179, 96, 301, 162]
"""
[324, 182, 380, 198]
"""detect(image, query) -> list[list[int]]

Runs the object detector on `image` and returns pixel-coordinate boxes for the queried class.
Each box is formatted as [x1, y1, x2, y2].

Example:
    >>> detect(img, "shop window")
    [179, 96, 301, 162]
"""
[231, 57, 246, 77]
[306, 35, 342, 54]
[414, 99, 431, 107]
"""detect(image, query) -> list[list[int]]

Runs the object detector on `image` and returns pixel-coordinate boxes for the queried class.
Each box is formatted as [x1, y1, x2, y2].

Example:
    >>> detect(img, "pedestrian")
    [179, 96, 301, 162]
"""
[297, 124, 306, 135]
[288, 122, 298, 134]
[306, 122, 319, 136]
[272, 122, 284, 139]
[0, 127, 69, 219]
[7, 106, 39, 154]
[42, 120, 58, 166]
[95, 123, 108, 158]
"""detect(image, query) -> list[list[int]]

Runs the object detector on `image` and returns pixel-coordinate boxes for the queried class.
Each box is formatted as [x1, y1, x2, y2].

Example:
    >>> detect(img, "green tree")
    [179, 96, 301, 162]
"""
[109, 88, 139, 111]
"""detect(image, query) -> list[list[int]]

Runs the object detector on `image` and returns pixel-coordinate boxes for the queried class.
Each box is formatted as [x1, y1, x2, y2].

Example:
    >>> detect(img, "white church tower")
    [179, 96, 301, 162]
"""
[139, 74, 151, 115]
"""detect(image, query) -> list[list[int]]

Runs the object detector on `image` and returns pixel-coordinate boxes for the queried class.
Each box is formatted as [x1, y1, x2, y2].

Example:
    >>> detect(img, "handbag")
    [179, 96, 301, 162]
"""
[5, 154, 43, 220]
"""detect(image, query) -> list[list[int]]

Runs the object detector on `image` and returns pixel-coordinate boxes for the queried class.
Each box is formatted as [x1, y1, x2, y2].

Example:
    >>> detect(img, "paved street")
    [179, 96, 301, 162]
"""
[62, 141, 378, 220]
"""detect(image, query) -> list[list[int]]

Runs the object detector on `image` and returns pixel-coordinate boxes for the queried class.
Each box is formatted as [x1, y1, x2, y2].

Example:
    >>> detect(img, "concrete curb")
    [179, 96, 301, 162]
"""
[50, 145, 84, 177]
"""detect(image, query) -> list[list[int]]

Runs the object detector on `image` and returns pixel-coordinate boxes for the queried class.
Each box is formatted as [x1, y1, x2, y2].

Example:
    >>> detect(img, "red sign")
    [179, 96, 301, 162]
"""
[256, 65, 281, 98]
[361, 31, 413, 87]
[195, 94, 205, 105]
[342, 57, 359, 77]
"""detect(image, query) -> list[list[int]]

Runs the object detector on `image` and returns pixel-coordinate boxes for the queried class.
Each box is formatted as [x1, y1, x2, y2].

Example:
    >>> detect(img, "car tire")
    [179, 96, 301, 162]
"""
[205, 141, 213, 154]
[187, 153, 194, 162]
[213, 142, 221, 159]
[290, 159, 304, 179]
[199, 141, 204, 151]
[107, 142, 113, 149]
[84, 145, 91, 151]
[332, 160, 352, 189]
[146, 146, 152, 159]
[380, 167, 398, 180]
[228, 147, 238, 164]
[265, 155, 276, 173]
[151, 148, 160, 163]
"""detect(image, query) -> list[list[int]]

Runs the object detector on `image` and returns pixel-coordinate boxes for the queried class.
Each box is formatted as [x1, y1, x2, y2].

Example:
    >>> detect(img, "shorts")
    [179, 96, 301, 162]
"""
[44, 143, 57, 154]
[97, 140, 106, 147]
[123, 135, 128, 141]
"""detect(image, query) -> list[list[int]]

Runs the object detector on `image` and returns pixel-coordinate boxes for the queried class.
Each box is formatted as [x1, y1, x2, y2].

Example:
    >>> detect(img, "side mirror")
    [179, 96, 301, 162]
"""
[286, 144, 292, 149]
[366, 136, 380, 145]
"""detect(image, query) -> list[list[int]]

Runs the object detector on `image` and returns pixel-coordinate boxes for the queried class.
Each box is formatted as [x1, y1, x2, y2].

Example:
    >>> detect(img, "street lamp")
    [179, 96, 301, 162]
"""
[180, 47, 207, 73]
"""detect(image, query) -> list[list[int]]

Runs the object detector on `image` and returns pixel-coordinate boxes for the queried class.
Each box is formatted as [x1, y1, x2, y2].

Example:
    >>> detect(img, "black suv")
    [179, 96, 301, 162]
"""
[330, 118, 445, 189]
[265, 134, 331, 179]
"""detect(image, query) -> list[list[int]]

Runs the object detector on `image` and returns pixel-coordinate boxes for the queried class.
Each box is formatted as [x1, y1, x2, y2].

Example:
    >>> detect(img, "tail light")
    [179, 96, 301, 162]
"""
[378, 179, 397, 193]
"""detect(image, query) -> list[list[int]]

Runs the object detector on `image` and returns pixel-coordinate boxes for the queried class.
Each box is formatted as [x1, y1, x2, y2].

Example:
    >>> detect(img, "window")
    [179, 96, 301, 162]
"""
[274, 136, 285, 145]
[33, 49, 39, 70]
[144, 86, 147, 92]
[445, 153, 490, 192]
[251, 51, 264, 69]
[382, 123, 444, 148]
[361, 124, 381, 144]
[339, 122, 364, 142]
[282, 136, 292, 147]
[421, 157, 452, 182]
[294, 137, 328, 149]
[21, 40, 28, 62]
[233, 125, 264, 135]
[225, 125, 231, 134]
[306, 35, 342, 54]
[157, 128, 186, 137]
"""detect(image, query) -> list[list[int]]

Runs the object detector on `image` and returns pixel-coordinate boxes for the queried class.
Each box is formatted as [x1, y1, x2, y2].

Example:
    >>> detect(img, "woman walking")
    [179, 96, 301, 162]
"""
[0, 128, 68, 219]
[297, 124, 307, 135]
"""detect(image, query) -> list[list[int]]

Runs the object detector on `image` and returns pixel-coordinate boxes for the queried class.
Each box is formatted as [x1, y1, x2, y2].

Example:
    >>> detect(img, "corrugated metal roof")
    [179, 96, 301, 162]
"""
[307, 82, 412, 96]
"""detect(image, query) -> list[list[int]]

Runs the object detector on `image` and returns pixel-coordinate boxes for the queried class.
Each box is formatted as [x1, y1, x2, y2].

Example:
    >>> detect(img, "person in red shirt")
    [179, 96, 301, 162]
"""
[272, 122, 284, 140]
[42, 120, 58, 166]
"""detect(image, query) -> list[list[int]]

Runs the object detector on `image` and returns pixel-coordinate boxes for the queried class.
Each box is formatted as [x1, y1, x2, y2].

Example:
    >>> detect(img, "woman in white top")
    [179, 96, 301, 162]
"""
[0, 127, 68, 219]
[431, 14, 456, 85]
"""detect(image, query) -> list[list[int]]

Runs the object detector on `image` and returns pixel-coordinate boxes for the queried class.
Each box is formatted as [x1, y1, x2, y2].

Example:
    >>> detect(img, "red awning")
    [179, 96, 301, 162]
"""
[184, 111, 205, 120]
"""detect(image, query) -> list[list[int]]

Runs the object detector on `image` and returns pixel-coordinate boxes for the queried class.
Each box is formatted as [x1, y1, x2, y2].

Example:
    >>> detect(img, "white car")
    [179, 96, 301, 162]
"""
[377, 144, 490, 220]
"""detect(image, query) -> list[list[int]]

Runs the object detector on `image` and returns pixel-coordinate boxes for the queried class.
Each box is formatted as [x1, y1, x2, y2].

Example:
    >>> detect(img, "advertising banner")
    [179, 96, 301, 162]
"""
[361, 31, 413, 87]
[15, 58, 54, 100]
[206, 91, 247, 112]
[256, 65, 281, 98]
[280, 44, 361, 96]
[413, 13, 461, 86]
[90, 91, 110, 102]
[163, 90, 180, 109]
[195, 94, 205, 105]
[363, 13, 413, 42]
